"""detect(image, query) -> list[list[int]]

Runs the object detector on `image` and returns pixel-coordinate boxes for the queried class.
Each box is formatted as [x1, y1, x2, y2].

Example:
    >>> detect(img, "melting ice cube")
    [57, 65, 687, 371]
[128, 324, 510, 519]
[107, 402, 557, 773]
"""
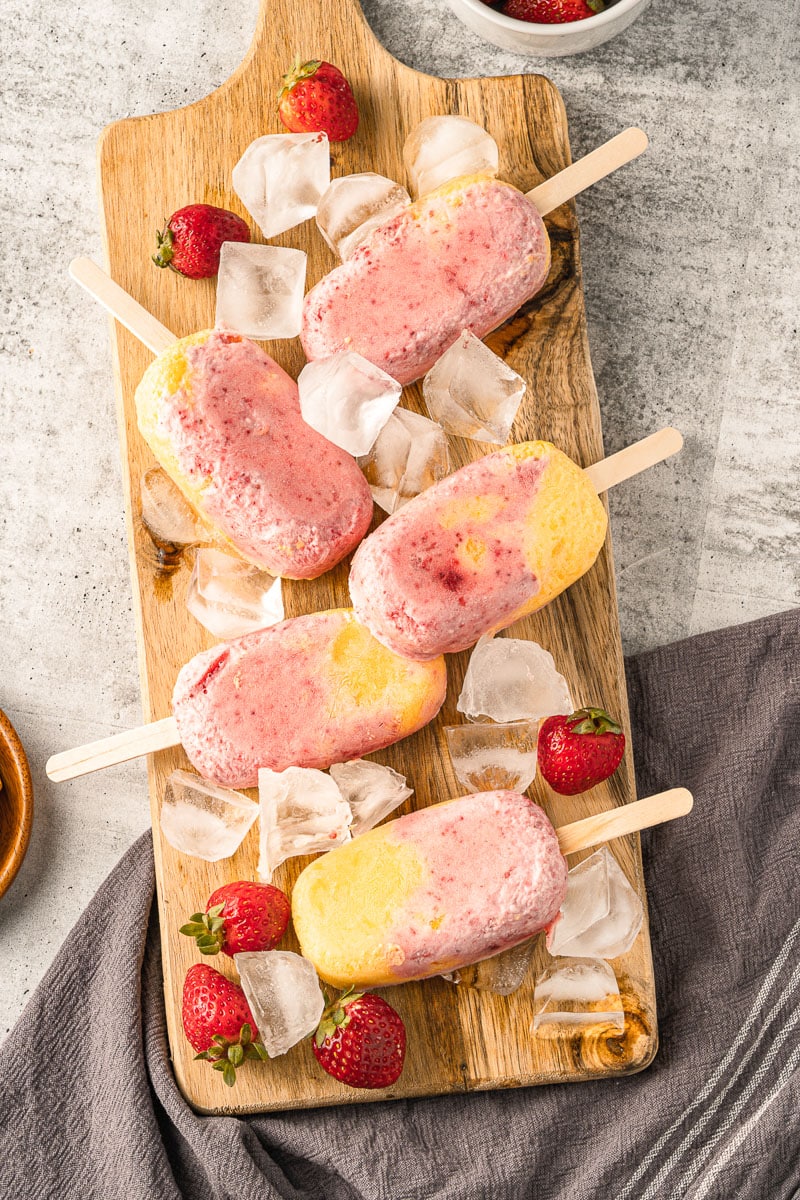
[532, 957, 625, 1034]
[186, 548, 283, 641]
[547, 847, 644, 960]
[422, 330, 526, 444]
[298, 352, 402, 456]
[357, 406, 450, 514]
[329, 759, 413, 836]
[215, 242, 306, 340]
[232, 131, 330, 238]
[258, 766, 352, 881]
[445, 721, 538, 793]
[160, 769, 258, 861]
[444, 939, 536, 996]
[234, 950, 324, 1057]
[457, 635, 573, 724]
[140, 467, 204, 547]
[316, 172, 411, 261]
[403, 116, 499, 198]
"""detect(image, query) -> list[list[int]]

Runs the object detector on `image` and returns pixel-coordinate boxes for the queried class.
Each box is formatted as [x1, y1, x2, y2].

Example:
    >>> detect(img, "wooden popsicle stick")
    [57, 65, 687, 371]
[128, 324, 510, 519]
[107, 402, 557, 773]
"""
[69, 256, 177, 355]
[584, 427, 683, 494]
[527, 127, 649, 216]
[45, 715, 180, 783]
[556, 787, 693, 856]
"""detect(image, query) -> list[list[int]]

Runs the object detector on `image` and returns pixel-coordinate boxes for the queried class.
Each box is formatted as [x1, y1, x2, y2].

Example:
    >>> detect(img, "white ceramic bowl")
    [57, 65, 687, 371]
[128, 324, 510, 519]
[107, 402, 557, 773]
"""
[445, 0, 652, 57]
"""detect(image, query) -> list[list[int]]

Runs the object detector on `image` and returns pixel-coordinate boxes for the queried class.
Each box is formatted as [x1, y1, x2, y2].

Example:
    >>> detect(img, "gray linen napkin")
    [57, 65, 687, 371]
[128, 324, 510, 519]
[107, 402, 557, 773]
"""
[1, 610, 798, 1200]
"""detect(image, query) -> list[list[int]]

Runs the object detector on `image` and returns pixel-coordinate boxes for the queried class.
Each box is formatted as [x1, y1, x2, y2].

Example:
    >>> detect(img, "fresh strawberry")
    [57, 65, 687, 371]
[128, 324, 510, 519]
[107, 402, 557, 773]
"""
[152, 203, 250, 279]
[180, 880, 291, 957]
[502, 0, 603, 22]
[538, 707, 625, 795]
[182, 963, 267, 1086]
[312, 989, 406, 1089]
[277, 59, 359, 143]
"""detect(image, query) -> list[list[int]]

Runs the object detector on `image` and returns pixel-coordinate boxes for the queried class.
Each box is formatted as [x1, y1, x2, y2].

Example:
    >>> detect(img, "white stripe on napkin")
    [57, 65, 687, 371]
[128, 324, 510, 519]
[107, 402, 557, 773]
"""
[689, 1038, 800, 1200]
[674, 1002, 800, 1196]
[616, 917, 800, 1200]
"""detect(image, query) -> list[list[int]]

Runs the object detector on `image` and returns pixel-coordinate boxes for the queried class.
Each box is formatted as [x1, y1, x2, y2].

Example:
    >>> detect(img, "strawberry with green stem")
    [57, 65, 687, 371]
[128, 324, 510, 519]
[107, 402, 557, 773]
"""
[313, 988, 406, 1089]
[152, 203, 250, 279]
[180, 880, 290, 957]
[538, 706, 625, 796]
[182, 963, 267, 1086]
[277, 59, 359, 143]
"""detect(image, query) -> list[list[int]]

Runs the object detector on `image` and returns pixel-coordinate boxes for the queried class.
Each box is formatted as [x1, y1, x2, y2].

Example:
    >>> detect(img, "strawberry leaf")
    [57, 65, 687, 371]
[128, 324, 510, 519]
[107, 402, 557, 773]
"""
[229, 1044, 244, 1068]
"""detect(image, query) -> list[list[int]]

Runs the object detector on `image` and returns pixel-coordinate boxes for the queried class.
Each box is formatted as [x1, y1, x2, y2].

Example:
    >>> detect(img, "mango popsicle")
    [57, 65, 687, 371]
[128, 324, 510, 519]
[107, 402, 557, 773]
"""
[349, 440, 608, 660]
[135, 329, 373, 579]
[292, 790, 568, 987]
[301, 174, 550, 386]
[172, 609, 447, 788]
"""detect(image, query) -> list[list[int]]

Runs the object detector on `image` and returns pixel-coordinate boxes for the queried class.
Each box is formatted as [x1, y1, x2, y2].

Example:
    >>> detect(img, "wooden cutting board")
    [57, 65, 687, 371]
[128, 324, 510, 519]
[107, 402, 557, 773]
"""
[97, 0, 657, 1113]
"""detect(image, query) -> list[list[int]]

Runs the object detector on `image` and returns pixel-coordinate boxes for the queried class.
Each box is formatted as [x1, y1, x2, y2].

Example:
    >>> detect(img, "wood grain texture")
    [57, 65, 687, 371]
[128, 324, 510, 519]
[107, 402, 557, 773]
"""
[96, 0, 658, 1113]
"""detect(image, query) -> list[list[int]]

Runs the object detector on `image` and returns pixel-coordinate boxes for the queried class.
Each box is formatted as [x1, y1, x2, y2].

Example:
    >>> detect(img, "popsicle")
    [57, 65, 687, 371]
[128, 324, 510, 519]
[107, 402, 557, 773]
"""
[349, 440, 603, 660]
[292, 787, 693, 988]
[303, 175, 549, 386]
[135, 329, 373, 579]
[46, 609, 447, 787]
[301, 128, 648, 386]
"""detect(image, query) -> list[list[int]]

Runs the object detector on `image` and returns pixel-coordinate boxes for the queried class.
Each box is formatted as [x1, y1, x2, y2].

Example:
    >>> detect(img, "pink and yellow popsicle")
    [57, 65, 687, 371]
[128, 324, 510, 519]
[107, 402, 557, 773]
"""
[301, 175, 550, 386]
[136, 330, 373, 579]
[172, 608, 447, 788]
[292, 789, 568, 988]
[349, 440, 608, 660]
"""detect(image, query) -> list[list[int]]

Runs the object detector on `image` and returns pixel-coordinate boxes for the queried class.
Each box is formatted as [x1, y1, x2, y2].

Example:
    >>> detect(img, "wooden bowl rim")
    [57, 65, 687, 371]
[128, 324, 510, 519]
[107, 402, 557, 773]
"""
[0, 708, 34, 900]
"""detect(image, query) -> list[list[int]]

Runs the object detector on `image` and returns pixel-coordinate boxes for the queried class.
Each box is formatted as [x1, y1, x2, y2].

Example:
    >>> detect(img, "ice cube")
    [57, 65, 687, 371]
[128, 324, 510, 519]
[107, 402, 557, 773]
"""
[186, 548, 283, 641]
[546, 847, 644, 959]
[316, 173, 411, 261]
[532, 957, 625, 1034]
[457, 635, 573, 723]
[140, 467, 204, 547]
[232, 131, 330, 238]
[357, 406, 450, 514]
[403, 116, 499, 199]
[329, 759, 413, 836]
[445, 939, 536, 995]
[445, 721, 538, 793]
[160, 769, 258, 861]
[234, 950, 324, 1057]
[298, 353, 402, 456]
[215, 242, 306, 340]
[258, 766, 352, 880]
[422, 330, 526, 444]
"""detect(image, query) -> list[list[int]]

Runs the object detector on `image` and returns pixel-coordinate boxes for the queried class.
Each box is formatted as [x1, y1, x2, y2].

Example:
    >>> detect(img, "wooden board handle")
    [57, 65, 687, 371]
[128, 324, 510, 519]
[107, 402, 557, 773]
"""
[252, 0, 386, 63]
[69, 257, 177, 355]
[583, 427, 683, 493]
[527, 127, 649, 216]
[45, 716, 180, 783]
[556, 787, 693, 855]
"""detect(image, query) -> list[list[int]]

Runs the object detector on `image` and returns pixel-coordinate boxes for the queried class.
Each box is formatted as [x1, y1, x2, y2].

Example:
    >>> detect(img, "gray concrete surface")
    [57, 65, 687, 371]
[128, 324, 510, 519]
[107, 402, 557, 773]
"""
[0, 0, 797, 1036]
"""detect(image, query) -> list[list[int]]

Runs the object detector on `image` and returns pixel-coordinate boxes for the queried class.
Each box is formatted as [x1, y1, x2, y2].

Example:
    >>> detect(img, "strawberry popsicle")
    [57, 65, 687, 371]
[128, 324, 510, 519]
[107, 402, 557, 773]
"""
[135, 330, 373, 579]
[292, 790, 568, 987]
[349, 440, 608, 660]
[172, 608, 447, 788]
[301, 174, 550, 386]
